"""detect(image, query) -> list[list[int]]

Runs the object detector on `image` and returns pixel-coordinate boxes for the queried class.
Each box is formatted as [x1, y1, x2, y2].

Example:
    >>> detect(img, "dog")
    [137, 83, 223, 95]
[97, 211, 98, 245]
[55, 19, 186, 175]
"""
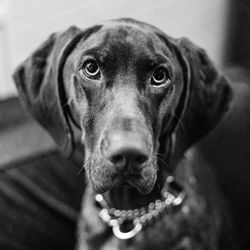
[13, 18, 250, 249]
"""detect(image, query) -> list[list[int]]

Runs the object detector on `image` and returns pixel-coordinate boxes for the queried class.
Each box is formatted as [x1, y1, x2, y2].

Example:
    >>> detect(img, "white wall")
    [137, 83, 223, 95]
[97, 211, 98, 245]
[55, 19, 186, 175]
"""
[0, 0, 229, 99]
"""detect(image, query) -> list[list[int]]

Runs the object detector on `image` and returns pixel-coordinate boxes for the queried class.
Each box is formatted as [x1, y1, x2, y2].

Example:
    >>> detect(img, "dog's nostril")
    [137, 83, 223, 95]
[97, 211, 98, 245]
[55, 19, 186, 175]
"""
[135, 154, 148, 165]
[110, 154, 126, 166]
[108, 149, 149, 170]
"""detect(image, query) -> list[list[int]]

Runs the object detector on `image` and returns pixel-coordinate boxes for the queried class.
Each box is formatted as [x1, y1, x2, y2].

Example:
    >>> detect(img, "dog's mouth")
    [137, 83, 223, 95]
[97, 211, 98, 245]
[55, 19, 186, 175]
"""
[86, 156, 170, 209]
[118, 171, 155, 194]
[88, 157, 158, 195]
[101, 171, 166, 210]
[86, 128, 170, 208]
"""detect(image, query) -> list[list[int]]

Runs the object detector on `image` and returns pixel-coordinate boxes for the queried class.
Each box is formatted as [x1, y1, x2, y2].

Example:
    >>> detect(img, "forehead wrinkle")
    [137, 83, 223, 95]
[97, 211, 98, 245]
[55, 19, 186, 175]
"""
[134, 35, 173, 72]
[73, 31, 113, 69]
[77, 29, 131, 62]
[105, 23, 173, 55]
[116, 27, 172, 66]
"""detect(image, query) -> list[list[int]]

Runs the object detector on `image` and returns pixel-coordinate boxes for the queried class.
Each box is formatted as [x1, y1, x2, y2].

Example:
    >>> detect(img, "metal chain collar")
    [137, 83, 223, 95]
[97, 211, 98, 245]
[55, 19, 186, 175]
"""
[95, 176, 186, 240]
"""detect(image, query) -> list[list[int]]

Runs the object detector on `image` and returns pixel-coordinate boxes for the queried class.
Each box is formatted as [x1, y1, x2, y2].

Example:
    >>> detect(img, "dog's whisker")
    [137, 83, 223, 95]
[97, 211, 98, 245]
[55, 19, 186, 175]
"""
[155, 152, 164, 156]
[155, 152, 166, 157]
[77, 165, 85, 176]
[156, 156, 169, 169]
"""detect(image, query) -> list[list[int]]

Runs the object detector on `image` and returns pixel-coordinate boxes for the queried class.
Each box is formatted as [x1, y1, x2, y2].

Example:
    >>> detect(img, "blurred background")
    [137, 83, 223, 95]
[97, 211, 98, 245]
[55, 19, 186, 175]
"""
[0, 0, 249, 172]
[0, 0, 249, 99]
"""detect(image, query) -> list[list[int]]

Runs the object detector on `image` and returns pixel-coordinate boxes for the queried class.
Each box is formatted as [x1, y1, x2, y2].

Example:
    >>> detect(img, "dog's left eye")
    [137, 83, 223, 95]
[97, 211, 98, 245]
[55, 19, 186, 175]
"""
[151, 67, 171, 87]
[80, 60, 100, 79]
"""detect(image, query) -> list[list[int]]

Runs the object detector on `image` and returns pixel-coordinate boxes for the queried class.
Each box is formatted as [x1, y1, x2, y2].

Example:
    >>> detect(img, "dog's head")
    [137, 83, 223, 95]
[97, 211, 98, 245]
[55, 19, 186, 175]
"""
[13, 18, 231, 195]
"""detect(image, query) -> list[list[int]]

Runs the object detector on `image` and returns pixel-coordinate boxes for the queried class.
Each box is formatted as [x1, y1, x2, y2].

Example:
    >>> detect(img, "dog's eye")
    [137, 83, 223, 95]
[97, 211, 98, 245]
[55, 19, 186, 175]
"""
[80, 60, 100, 79]
[151, 67, 171, 87]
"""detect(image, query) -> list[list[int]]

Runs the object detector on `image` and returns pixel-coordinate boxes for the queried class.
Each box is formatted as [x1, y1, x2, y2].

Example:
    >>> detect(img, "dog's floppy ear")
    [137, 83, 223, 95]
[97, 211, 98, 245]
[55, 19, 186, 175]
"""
[175, 38, 232, 144]
[13, 26, 83, 156]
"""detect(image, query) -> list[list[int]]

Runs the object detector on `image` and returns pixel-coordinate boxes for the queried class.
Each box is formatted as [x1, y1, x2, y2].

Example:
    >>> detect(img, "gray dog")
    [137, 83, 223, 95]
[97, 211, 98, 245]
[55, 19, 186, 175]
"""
[14, 18, 250, 249]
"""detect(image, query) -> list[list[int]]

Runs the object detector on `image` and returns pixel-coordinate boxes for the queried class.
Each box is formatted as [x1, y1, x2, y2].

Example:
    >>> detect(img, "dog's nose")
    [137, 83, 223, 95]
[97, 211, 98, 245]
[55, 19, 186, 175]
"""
[109, 148, 149, 171]
[101, 132, 150, 170]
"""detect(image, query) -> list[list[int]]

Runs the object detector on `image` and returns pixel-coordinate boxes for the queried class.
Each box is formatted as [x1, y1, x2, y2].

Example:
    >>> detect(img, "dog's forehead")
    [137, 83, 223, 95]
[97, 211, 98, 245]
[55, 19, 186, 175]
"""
[77, 22, 173, 63]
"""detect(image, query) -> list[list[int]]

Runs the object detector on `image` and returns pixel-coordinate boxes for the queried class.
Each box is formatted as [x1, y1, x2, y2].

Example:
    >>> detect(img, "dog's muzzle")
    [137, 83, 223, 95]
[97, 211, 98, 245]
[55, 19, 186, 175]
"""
[100, 129, 156, 194]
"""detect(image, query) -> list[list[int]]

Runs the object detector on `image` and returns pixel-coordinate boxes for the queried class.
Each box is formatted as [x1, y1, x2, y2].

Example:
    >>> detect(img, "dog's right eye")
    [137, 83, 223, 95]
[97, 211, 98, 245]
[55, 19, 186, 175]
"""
[151, 67, 171, 88]
[80, 60, 100, 79]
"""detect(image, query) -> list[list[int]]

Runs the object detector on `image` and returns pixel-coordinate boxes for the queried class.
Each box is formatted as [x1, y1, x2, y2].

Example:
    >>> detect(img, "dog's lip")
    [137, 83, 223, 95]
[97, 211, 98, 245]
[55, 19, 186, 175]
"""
[108, 172, 156, 194]
[121, 174, 155, 194]
[90, 158, 159, 194]
[91, 173, 153, 194]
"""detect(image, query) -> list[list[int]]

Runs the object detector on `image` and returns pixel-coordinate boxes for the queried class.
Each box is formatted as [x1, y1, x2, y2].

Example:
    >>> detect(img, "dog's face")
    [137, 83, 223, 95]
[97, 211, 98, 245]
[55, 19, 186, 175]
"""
[64, 21, 185, 194]
[13, 18, 231, 196]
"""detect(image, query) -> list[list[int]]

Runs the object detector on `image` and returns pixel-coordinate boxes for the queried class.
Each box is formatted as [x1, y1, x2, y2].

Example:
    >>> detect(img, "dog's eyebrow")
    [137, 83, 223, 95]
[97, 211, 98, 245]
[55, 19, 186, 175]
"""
[74, 46, 108, 70]
[137, 52, 172, 71]
[81, 47, 104, 58]
[150, 54, 169, 65]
